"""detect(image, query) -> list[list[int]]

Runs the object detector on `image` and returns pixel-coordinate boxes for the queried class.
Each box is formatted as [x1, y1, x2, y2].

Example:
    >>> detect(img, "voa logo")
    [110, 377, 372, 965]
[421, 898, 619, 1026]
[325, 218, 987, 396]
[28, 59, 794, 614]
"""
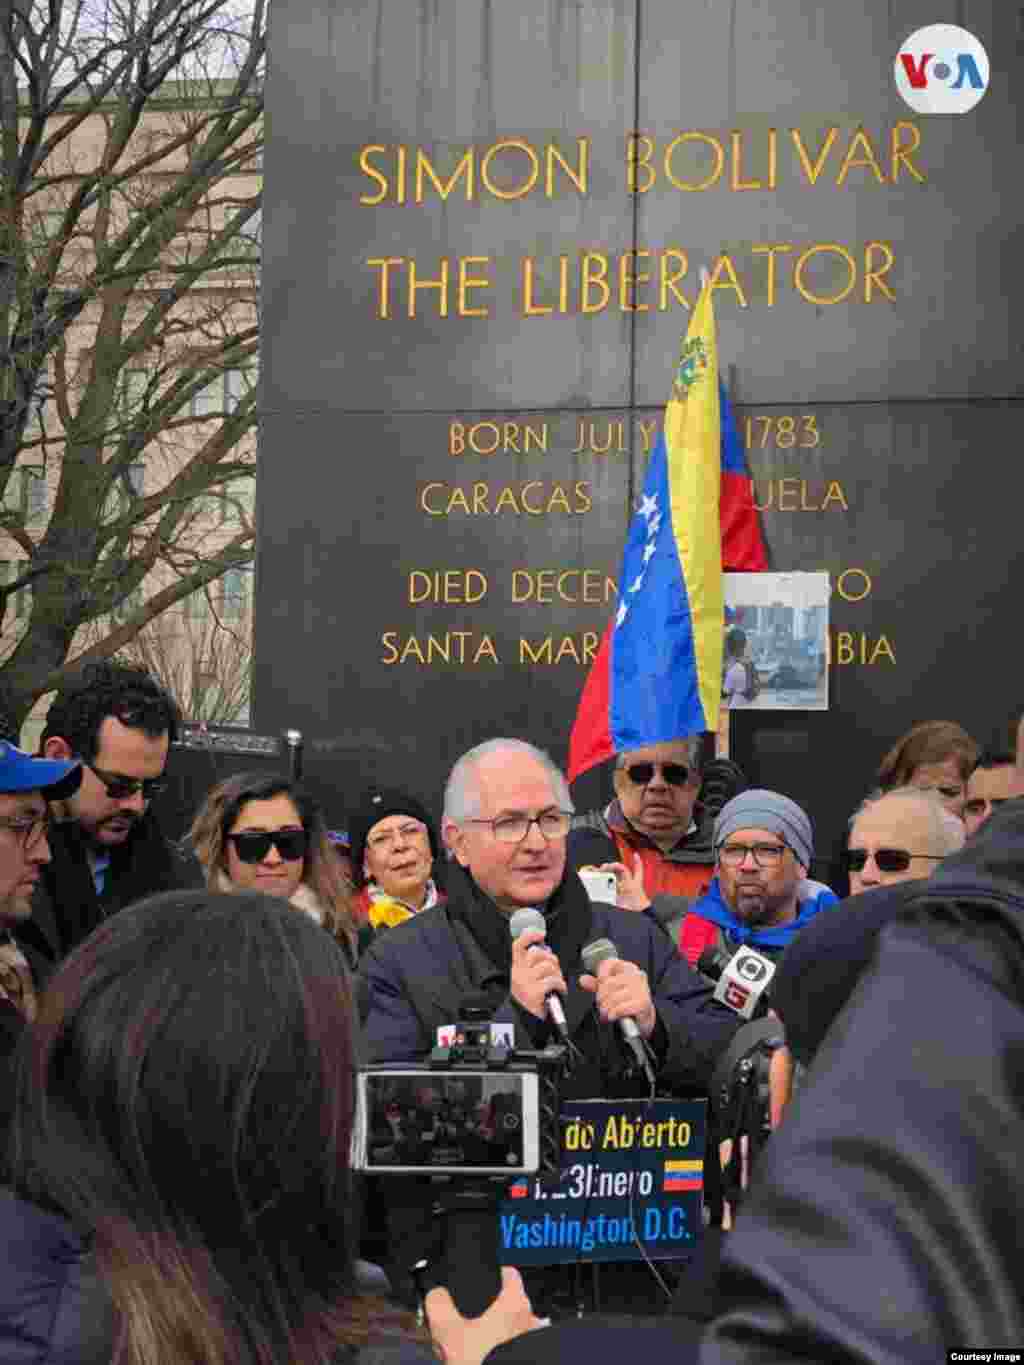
[895, 25, 989, 114]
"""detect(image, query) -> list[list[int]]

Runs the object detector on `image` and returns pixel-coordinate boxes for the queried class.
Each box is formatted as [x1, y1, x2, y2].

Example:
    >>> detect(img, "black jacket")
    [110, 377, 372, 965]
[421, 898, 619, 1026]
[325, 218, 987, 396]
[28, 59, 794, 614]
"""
[21, 811, 203, 966]
[360, 862, 739, 1097]
[701, 798, 1024, 1363]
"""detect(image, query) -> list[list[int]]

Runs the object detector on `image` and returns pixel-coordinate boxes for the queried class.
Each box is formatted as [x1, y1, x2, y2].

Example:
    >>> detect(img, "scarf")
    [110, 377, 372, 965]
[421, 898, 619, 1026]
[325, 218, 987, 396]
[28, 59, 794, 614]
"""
[695, 875, 837, 950]
[443, 862, 593, 982]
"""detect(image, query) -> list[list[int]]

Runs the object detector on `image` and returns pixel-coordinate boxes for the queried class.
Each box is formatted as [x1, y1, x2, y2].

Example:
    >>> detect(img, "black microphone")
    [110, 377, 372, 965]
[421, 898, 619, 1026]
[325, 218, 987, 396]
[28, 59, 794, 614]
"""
[580, 937, 655, 1086]
[509, 907, 570, 1042]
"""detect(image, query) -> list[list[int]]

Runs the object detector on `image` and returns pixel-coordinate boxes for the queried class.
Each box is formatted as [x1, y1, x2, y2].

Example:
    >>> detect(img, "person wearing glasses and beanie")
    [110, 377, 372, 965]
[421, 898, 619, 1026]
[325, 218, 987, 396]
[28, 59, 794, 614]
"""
[27, 660, 202, 967]
[679, 789, 838, 968]
[567, 738, 747, 940]
[189, 771, 358, 966]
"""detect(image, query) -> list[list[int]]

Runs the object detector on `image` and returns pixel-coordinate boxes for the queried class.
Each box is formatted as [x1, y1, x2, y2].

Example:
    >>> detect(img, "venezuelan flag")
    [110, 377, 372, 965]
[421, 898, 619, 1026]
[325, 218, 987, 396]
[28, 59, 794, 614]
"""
[570, 284, 757, 780]
[662, 1158, 704, 1193]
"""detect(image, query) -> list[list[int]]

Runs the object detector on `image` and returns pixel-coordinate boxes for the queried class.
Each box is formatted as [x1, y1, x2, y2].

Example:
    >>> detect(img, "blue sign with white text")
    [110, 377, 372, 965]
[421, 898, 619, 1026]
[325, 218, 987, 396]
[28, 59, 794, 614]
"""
[499, 1098, 706, 1266]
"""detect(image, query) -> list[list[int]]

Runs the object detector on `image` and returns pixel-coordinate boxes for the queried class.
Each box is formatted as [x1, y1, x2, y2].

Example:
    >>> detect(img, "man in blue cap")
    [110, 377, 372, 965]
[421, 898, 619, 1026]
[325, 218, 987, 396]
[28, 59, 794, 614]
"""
[0, 740, 81, 1166]
[680, 789, 837, 968]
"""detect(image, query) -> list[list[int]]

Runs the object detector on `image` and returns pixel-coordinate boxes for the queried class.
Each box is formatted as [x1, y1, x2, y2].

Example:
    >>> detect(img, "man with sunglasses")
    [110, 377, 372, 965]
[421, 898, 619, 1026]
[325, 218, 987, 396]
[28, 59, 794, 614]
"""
[1, 740, 81, 1170]
[846, 787, 964, 895]
[568, 740, 743, 937]
[25, 661, 202, 966]
[680, 789, 837, 968]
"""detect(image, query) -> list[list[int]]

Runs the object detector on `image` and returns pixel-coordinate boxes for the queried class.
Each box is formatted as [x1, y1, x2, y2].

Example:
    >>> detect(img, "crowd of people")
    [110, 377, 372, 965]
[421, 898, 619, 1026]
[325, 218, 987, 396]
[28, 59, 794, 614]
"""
[0, 658, 1021, 1363]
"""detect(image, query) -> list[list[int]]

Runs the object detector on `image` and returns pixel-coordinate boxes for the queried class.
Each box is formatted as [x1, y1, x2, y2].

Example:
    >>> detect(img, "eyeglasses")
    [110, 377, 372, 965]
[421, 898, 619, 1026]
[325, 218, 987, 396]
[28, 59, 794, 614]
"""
[0, 814, 50, 851]
[86, 763, 166, 802]
[463, 810, 572, 844]
[963, 797, 1006, 821]
[718, 841, 788, 868]
[845, 847, 944, 874]
[227, 829, 308, 864]
[367, 821, 428, 852]
[623, 762, 691, 788]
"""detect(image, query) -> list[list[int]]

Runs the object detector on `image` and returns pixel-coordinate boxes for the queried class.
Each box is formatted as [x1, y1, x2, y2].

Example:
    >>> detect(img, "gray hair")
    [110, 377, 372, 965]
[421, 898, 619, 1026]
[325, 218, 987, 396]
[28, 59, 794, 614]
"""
[849, 785, 966, 856]
[443, 739, 573, 825]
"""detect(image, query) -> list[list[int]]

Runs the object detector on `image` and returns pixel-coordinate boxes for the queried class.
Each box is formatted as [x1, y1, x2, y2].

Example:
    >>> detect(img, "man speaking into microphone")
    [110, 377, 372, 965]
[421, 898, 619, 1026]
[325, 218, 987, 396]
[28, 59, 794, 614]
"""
[360, 737, 740, 1098]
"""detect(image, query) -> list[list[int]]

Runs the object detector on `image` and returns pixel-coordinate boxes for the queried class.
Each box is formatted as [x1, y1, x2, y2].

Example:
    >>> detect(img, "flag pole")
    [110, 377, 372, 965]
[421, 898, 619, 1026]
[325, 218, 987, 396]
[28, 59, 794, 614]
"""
[697, 265, 733, 763]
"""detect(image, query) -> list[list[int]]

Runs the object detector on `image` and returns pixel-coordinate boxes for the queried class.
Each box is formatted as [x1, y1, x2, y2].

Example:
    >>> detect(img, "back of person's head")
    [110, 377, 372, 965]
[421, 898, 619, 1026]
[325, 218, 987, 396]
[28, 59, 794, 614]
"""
[11, 890, 382, 1365]
[725, 628, 747, 659]
[40, 660, 181, 760]
[876, 719, 979, 790]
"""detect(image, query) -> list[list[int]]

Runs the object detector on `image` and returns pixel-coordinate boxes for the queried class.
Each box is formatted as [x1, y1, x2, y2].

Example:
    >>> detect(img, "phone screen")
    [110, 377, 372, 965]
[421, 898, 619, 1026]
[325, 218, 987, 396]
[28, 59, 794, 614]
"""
[353, 1069, 539, 1175]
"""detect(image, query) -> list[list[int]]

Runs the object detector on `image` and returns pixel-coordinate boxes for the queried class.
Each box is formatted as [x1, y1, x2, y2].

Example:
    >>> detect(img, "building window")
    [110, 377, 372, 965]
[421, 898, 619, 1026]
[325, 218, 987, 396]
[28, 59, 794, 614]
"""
[220, 568, 250, 622]
[234, 205, 261, 260]
[111, 585, 143, 622]
[0, 561, 30, 621]
[4, 466, 47, 528]
[119, 368, 150, 416]
[190, 366, 256, 420]
[126, 462, 146, 498]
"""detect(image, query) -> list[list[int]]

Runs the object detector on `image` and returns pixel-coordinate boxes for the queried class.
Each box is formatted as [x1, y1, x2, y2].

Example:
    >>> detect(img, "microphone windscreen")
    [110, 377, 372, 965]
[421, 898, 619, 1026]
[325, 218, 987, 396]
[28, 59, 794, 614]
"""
[509, 907, 545, 941]
[581, 937, 618, 973]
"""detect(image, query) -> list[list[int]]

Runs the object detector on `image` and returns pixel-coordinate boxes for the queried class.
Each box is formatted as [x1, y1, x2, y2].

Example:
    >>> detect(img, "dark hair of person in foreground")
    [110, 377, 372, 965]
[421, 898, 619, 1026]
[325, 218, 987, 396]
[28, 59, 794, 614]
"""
[9, 890, 418, 1365]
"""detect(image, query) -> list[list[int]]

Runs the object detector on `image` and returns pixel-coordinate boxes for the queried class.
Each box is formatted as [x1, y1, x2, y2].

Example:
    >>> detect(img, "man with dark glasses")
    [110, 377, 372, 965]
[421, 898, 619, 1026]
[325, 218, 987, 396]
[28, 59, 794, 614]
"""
[568, 739, 744, 938]
[846, 787, 964, 895]
[24, 661, 202, 965]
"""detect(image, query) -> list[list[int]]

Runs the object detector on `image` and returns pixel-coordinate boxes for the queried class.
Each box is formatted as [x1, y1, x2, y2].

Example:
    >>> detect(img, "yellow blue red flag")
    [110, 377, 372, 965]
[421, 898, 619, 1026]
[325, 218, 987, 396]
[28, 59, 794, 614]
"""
[569, 284, 749, 781]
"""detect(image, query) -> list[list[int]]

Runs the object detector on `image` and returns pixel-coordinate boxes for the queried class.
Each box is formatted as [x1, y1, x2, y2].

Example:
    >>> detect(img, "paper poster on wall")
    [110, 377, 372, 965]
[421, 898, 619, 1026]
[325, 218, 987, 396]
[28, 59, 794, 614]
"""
[723, 572, 829, 712]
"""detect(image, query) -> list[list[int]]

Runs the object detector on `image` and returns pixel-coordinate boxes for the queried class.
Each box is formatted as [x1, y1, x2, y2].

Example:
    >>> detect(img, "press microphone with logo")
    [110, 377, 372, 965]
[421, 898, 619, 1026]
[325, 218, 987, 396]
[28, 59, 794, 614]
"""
[509, 907, 570, 1042]
[699, 943, 777, 1021]
[580, 937, 655, 1086]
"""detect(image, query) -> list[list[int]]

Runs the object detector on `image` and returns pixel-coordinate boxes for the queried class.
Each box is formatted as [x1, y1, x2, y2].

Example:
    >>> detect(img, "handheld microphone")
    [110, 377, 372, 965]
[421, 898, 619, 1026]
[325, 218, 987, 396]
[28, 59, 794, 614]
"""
[509, 907, 570, 1042]
[580, 937, 655, 1086]
[705, 944, 777, 1020]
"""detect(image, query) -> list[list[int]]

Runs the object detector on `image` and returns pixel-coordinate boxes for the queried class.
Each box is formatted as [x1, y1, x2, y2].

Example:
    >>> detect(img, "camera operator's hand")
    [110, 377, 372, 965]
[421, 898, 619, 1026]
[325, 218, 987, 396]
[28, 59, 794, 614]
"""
[597, 853, 651, 911]
[426, 1266, 546, 1365]
[579, 957, 656, 1038]
[510, 929, 567, 1020]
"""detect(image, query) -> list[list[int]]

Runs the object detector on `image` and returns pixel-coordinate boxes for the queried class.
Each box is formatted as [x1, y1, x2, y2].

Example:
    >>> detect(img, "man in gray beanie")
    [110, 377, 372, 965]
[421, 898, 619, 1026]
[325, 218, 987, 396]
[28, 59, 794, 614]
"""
[679, 788, 839, 967]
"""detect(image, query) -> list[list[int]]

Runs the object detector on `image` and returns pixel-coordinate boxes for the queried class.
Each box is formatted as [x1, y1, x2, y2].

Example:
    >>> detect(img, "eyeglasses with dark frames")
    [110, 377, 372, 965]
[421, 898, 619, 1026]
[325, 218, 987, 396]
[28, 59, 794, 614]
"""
[85, 762, 166, 802]
[463, 810, 572, 844]
[0, 814, 50, 851]
[623, 762, 691, 788]
[226, 829, 308, 864]
[367, 821, 428, 852]
[844, 847, 944, 874]
[717, 841, 788, 868]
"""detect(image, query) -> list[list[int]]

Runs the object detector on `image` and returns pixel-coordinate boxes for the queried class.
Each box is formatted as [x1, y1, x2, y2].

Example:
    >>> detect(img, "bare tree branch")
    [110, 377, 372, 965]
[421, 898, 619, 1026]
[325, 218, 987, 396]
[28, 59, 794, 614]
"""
[0, 0, 264, 731]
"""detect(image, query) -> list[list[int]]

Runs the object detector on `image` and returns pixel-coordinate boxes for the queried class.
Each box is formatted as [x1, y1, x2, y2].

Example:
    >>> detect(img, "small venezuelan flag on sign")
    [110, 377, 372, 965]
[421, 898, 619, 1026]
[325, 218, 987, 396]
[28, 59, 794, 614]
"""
[508, 1182, 529, 1199]
[662, 1158, 704, 1193]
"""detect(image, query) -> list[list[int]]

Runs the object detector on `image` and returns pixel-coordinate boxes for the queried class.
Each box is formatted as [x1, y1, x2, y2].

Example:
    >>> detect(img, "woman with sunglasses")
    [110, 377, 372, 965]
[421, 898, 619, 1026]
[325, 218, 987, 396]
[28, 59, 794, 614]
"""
[189, 772, 357, 966]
